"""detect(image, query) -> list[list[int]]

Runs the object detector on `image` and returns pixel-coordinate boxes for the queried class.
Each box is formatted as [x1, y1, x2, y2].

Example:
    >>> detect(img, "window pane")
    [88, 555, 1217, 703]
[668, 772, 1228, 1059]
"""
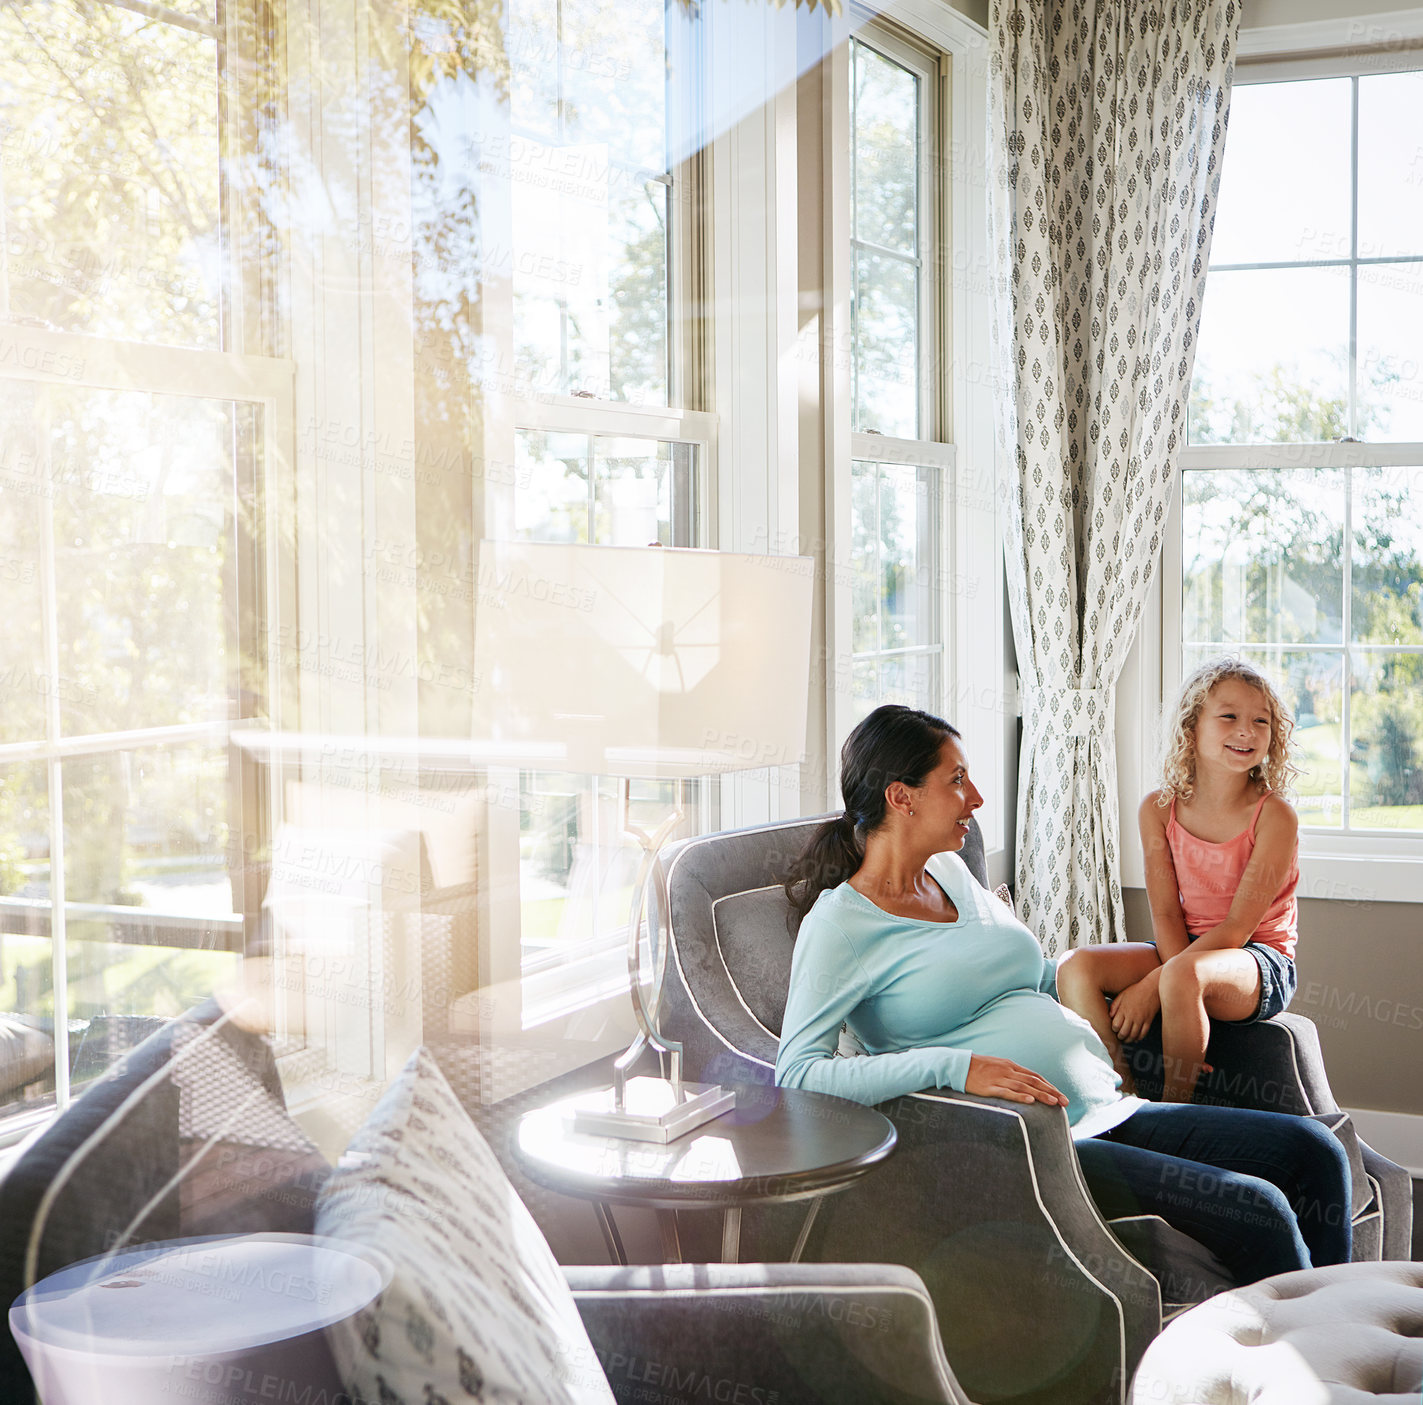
[0, 762, 55, 1118]
[853, 42, 918, 256]
[592, 437, 678, 546]
[1181, 469, 1345, 647]
[64, 929, 239, 1082]
[852, 459, 942, 717]
[518, 775, 688, 968]
[1352, 466, 1423, 646]
[511, 167, 668, 403]
[1350, 651, 1423, 831]
[561, 0, 667, 174]
[62, 744, 236, 916]
[520, 775, 611, 967]
[0, 2, 222, 348]
[854, 251, 919, 437]
[1356, 262, 1423, 441]
[44, 388, 243, 737]
[1357, 71, 1423, 261]
[509, 0, 559, 134]
[878, 464, 934, 653]
[505, 0, 669, 404]
[850, 656, 940, 725]
[851, 466, 880, 654]
[514, 431, 590, 542]
[1208, 78, 1352, 266]
[515, 432, 691, 546]
[60, 742, 239, 1083]
[1190, 268, 1351, 444]
[0, 395, 46, 747]
[1183, 646, 1345, 829]
[608, 179, 670, 405]
[509, 164, 603, 393]
[877, 654, 939, 713]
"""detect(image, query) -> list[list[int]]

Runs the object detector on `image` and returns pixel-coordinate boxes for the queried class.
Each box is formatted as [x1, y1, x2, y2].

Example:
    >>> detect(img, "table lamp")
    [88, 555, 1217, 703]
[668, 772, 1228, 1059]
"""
[473, 541, 813, 1140]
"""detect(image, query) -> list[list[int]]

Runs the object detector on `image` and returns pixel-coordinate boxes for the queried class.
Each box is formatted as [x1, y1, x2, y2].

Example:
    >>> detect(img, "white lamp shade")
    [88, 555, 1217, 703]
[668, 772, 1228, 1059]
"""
[472, 542, 814, 779]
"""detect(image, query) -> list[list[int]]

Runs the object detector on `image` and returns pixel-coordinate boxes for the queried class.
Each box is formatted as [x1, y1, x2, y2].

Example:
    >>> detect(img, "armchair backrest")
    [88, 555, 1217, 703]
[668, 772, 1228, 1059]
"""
[658, 816, 988, 1086]
[0, 1000, 330, 1401]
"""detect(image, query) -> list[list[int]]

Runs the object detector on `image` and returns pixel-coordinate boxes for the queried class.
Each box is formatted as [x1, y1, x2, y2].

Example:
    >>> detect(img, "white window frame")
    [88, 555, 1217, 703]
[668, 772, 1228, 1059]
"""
[485, 402, 715, 1033]
[471, 2, 718, 1040]
[850, 26, 942, 444]
[1127, 32, 1423, 904]
[847, 27, 952, 725]
[0, 326, 295, 1119]
[826, 1, 1007, 876]
[0, 0, 304, 1143]
[1163, 444, 1423, 902]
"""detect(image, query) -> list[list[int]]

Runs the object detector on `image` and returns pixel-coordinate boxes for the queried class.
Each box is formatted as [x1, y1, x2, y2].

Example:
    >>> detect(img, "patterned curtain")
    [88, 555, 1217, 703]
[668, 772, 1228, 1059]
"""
[987, 1, 1239, 954]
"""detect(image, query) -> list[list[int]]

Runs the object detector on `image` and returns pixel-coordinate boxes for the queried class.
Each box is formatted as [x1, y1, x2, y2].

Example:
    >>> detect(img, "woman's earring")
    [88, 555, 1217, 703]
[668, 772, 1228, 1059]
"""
[909, 809, 915, 817]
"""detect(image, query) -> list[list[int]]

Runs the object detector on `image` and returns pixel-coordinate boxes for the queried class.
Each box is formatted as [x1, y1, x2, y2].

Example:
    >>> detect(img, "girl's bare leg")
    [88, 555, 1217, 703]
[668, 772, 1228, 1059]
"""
[1056, 944, 1162, 1095]
[1158, 947, 1261, 1103]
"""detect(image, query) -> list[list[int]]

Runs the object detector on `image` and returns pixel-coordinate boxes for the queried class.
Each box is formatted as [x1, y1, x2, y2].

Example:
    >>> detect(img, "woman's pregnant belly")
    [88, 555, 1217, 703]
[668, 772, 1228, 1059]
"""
[945, 990, 1125, 1129]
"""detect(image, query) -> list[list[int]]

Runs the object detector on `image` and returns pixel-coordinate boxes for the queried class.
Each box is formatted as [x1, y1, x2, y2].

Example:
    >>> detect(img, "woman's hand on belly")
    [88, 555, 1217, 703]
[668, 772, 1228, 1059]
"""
[965, 1055, 1069, 1106]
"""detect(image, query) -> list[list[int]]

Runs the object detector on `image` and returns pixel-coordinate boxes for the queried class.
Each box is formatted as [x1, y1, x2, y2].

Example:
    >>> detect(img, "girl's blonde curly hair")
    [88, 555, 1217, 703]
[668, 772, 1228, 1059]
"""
[1158, 657, 1300, 804]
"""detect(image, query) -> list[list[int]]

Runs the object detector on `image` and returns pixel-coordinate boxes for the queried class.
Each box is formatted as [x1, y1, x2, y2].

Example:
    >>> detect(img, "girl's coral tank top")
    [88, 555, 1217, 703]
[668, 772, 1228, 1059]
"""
[1166, 793, 1298, 958]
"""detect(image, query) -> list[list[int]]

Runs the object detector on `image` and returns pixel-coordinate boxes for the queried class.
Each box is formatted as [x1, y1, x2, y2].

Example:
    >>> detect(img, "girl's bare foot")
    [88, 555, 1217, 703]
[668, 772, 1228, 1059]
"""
[1162, 1059, 1214, 1103]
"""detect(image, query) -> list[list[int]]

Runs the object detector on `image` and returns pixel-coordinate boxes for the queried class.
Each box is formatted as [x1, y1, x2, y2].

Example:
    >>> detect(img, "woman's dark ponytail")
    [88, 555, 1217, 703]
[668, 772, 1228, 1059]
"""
[783, 705, 959, 921]
[783, 812, 864, 920]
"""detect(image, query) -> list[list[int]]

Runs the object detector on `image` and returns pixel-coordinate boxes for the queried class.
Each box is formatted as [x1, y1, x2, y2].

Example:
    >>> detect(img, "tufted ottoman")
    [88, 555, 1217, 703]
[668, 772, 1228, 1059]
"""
[1131, 1261, 1423, 1404]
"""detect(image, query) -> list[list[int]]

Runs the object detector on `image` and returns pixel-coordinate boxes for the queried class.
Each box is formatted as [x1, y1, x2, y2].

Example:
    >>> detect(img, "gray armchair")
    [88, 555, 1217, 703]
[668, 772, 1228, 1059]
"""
[656, 815, 1411, 1405]
[570, 1262, 971, 1405]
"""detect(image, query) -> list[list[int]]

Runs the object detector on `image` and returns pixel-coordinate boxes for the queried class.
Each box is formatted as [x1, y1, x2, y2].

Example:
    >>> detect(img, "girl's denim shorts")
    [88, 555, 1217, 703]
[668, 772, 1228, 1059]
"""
[1187, 932, 1297, 1023]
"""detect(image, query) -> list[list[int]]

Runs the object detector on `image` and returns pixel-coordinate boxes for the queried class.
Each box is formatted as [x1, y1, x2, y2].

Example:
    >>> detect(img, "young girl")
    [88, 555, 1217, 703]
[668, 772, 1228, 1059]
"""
[1057, 659, 1301, 1102]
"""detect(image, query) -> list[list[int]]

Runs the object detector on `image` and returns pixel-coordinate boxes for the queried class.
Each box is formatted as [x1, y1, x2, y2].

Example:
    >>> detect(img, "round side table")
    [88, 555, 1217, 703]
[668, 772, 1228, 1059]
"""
[9, 1233, 388, 1405]
[513, 1081, 896, 1265]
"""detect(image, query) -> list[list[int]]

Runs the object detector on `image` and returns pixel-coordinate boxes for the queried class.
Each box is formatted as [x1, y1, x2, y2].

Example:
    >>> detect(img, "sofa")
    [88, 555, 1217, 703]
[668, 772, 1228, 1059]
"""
[653, 815, 1412, 1405]
[0, 998, 976, 1405]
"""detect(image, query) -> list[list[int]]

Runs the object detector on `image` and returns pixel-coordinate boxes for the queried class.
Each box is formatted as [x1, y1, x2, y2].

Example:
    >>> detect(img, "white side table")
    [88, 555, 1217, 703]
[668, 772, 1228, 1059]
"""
[9, 1233, 388, 1405]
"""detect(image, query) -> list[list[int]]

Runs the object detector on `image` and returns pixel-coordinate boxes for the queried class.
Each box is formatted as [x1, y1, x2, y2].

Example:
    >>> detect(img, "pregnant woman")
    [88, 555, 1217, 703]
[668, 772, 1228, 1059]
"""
[774, 704, 1350, 1284]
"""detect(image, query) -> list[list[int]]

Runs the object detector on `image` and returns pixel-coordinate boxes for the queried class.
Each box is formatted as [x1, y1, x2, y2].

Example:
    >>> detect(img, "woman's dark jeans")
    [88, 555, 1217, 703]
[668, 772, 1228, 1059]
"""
[1075, 1102, 1352, 1284]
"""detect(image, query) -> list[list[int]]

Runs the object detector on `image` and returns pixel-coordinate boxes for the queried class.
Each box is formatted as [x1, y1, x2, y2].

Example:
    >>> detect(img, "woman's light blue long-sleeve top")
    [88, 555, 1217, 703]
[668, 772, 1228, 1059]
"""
[774, 850, 1141, 1137]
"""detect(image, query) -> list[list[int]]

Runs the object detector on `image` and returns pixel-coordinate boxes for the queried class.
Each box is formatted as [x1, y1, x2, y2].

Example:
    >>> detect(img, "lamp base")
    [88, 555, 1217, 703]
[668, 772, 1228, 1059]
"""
[571, 1077, 736, 1143]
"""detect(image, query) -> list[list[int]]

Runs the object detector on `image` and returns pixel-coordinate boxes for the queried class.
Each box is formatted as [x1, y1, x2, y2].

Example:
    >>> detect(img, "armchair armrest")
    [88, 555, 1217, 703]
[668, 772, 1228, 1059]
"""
[1124, 1012, 1327, 1115]
[563, 1262, 969, 1405]
[804, 1090, 1161, 1405]
[1361, 1143, 1414, 1261]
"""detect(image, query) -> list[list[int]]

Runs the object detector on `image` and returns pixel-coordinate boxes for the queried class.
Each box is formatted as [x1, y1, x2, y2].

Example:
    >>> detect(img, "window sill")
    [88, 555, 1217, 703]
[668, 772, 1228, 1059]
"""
[1298, 845, 1423, 905]
[521, 944, 634, 1030]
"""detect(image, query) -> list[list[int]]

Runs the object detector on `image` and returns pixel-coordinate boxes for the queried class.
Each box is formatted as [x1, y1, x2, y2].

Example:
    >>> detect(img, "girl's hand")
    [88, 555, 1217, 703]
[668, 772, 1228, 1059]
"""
[965, 1055, 1068, 1105]
[1109, 970, 1162, 1045]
